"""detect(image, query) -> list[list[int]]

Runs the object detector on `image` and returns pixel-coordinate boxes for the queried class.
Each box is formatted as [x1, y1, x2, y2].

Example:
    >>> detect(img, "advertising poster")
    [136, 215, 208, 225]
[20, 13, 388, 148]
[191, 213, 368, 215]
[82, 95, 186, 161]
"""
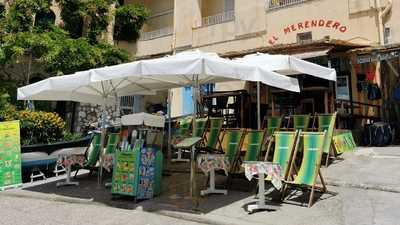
[0, 121, 22, 190]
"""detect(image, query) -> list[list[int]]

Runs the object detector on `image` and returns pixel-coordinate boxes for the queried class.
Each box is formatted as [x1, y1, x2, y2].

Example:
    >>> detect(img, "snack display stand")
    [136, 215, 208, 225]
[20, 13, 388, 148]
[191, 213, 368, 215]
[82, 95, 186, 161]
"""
[111, 113, 164, 200]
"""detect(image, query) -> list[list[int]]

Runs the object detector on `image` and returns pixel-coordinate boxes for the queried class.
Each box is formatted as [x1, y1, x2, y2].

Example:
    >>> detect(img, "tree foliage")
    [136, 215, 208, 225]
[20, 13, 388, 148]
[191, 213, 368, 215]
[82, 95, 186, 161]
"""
[4, 0, 49, 33]
[114, 4, 150, 42]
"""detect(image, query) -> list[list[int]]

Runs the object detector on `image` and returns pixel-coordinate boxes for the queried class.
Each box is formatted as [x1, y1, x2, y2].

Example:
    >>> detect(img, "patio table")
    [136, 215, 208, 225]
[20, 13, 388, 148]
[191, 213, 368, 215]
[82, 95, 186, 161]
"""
[242, 161, 282, 213]
[56, 147, 86, 187]
[197, 154, 230, 196]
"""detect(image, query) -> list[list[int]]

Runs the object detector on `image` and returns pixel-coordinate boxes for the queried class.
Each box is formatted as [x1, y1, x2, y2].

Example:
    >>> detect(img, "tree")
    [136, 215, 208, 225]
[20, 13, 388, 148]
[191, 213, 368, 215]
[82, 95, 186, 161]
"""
[0, 0, 148, 83]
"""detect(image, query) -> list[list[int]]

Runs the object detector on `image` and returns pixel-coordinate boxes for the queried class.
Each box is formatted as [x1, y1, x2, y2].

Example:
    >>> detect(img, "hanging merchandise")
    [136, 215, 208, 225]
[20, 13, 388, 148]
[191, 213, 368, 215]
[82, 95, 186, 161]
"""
[393, 85, 400, 101]
[366, 67, 376, 82]
[367, 84, 382, 100]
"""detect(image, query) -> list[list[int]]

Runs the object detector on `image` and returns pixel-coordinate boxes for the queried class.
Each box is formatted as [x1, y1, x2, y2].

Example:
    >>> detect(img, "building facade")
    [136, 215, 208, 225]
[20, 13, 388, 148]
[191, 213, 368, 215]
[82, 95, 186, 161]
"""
[116, 0, 399, 131]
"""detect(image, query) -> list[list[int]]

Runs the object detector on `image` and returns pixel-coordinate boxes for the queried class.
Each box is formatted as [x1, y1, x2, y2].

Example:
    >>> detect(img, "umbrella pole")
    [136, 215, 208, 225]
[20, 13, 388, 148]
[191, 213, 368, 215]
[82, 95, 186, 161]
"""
[98, 101, 107, 185]
[167, 89, 172, 170]
[257, 81, 261, 129]
[190, 76, 199, 207]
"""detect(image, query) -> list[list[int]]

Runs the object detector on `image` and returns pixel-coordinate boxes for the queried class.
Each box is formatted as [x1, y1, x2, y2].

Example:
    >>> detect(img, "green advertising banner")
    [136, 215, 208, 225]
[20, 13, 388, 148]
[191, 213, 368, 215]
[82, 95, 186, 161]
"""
[0, 120, 22, 190]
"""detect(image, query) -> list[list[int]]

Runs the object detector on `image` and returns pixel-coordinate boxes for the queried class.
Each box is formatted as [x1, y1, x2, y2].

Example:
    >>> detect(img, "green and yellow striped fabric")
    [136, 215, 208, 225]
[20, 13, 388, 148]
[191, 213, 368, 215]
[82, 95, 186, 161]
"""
[318, 113, 337, 154]
[105, 133, 120, 154]
[85, 133, 102, 167]
[271, 131, 297, 178]
[294, 132, 325, 186]
[293, 114, 311, 131]
[193, 118, 208, 138]
[267, 116, 282, 136]
[243, 130, 266, 161]
[177, 117, 192, 137]
[221, 129, 244, 164]
[205, 117, 224, 149]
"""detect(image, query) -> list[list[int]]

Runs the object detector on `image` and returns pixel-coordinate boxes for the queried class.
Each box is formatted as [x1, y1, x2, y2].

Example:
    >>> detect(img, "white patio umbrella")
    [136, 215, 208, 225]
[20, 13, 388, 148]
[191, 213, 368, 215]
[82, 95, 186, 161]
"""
[18, 71, 157, 185]
[18, 50, 300, 199]
[236, 52, 337, 128]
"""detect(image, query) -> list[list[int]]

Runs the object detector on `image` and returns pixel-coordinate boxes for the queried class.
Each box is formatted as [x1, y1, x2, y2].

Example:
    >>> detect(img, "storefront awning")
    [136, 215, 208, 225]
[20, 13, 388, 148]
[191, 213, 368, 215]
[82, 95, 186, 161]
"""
[291, 47, 333, 59]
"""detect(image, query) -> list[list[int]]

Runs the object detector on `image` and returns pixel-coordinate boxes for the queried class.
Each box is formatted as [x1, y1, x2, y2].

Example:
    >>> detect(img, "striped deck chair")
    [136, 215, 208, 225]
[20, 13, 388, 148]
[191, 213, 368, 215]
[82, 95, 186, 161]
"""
[264, 131, 300, 182]
[105, 133, 120, 154]
[192, 117, 208, 139]
[203, 117, 224, 152]
[283, 131, 327, 207]
[172, 117, 193, 162]
[172, 117, 208, 162]
[292, 114, 311, 131]
[211, 129, 245, 187]
[243, 130, 267, 162]
[74, 133, 102, 178]
[266, 116, 283, 137]
[173, 117, 192, 142]
[228, 129, 265, 189]
[219, 129, 245, 171]
[317, 112, 337, 167]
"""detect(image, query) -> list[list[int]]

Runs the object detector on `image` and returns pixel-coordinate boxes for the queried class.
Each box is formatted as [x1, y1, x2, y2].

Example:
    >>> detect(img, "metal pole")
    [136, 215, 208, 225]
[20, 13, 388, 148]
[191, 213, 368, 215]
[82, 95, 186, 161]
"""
[257, 81, 261, 129]
[167, 89, 172, 169]
[98, 100, 107, 185]
[190, 75, 199, 206]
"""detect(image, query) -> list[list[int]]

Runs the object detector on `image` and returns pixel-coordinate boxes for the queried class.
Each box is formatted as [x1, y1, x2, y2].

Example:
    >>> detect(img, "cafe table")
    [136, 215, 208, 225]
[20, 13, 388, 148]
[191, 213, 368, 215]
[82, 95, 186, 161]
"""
[197, 154, 230, 196]
[55, 147, 87, 187]
[242, 161, 282, 213]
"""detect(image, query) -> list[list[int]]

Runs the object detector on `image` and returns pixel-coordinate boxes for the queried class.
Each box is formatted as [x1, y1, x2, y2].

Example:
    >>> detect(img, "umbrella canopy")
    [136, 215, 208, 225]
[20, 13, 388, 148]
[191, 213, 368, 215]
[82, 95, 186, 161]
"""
[236, 53, 337, 81]
[89, 50, 300, 93]
[17, 71, 156, 106]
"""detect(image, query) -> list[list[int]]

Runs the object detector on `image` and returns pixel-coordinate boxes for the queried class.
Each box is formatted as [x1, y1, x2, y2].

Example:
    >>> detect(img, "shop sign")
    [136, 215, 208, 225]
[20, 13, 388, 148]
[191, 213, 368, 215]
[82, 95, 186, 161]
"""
[267, 19, 348, 45]
[356, 50, 400, 64]
[0, 121, 22, 190]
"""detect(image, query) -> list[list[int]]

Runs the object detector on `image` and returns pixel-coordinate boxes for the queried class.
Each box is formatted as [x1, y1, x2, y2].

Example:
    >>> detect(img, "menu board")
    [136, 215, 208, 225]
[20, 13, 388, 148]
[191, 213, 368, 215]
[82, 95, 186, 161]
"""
[112, 151, 137, 196]
[136, 148, 155, 200]
[0, 121, 22, 190]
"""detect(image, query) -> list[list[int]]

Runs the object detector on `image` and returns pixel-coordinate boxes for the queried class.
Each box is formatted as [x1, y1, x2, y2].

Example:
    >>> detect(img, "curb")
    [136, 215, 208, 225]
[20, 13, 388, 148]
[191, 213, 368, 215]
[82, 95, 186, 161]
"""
[324, 179, 400, 193]
[0, 190, 100, 206]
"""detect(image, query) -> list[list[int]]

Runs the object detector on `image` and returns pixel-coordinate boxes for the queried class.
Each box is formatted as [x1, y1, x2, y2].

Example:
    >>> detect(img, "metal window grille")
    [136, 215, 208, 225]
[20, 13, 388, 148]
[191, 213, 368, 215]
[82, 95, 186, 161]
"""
[268, 0, 309, 10]
[140, 26, 173, 41]
[119, 96, 135, 115]
[202, 10, 235, 27]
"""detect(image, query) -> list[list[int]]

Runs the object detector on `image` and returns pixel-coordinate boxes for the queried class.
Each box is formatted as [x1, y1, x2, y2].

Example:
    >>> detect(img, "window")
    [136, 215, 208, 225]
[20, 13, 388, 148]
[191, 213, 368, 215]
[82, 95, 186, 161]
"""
[384, 27, 391, 45]
[297, 32, 312, 44]
[224, 0, 234, 12]
[336, 76, 350, 100]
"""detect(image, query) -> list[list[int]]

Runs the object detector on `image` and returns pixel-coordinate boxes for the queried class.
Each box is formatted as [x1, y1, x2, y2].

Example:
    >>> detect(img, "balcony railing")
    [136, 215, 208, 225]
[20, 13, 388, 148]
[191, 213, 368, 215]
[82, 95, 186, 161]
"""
[268, 0, 309, 10]
[202, 10, 235, 27]
[139, 27, 173, 41]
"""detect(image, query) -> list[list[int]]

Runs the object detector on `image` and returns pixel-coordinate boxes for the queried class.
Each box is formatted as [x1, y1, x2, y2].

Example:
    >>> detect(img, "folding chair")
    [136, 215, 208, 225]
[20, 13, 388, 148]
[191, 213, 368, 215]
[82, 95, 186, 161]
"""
[317, 112, 337, 167]
[292, 114, 311, 131]
[73, 133, 102, 178]
[264, 131, 300, 182]
[201, 117, 224, 153]
[283, 131, 327, 207]
[172, 116, 193, 162]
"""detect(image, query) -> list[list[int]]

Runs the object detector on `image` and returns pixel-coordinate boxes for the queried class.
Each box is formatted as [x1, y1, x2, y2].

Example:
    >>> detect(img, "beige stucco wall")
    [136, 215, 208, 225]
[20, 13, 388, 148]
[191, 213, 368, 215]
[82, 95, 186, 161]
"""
[385, 0, 400, 44]
[118, 34, 173, 57]
[265, 0, 380, 46]
[123, 0, 397, 59]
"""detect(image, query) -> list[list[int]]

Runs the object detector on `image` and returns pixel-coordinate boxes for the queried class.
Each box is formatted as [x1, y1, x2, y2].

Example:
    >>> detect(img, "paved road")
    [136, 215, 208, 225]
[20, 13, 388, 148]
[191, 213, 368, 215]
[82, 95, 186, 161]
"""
[0, 196, 203, 225]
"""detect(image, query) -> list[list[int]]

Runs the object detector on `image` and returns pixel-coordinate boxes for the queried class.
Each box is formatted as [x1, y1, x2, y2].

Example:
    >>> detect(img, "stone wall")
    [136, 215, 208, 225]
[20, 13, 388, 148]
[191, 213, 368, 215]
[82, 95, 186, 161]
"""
[75, 103, 120, 132]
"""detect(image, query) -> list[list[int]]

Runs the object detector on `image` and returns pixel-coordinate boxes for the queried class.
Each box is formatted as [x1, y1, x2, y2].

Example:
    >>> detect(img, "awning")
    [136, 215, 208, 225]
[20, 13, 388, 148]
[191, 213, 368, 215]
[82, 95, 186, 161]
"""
[291, 47, 333, 59]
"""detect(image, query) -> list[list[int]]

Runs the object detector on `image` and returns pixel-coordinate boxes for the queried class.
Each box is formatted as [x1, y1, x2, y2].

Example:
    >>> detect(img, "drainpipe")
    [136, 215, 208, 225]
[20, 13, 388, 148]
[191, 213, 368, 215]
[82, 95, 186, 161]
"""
[376, 0, 393, 45]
